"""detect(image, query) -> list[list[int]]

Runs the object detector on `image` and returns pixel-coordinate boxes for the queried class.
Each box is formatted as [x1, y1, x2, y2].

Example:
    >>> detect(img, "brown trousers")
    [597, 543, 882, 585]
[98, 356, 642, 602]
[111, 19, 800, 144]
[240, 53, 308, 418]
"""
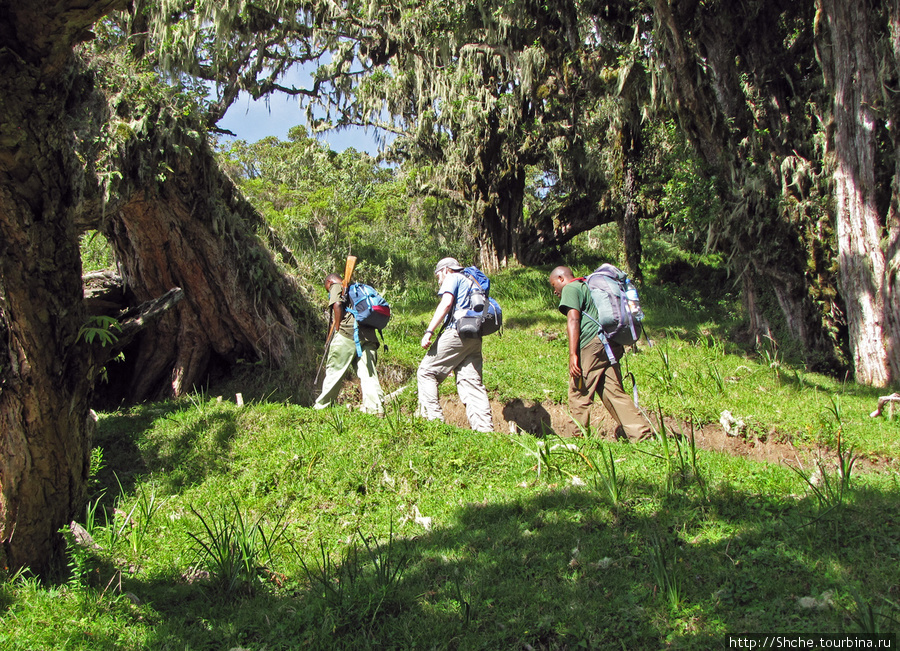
[568, 338, 651, 440]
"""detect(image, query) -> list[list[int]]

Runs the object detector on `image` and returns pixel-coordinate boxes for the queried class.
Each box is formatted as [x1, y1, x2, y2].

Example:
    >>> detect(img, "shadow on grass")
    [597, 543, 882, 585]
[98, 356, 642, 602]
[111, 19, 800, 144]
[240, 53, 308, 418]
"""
[94, 477, 900, 650]
[93, 402, 242, 497]
[501, 399, 554, 435]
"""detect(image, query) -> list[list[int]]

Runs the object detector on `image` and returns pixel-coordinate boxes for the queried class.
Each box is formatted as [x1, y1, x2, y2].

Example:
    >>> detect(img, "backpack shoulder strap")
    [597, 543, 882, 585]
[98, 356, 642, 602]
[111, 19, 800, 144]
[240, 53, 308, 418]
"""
[460, 270, 482, 297]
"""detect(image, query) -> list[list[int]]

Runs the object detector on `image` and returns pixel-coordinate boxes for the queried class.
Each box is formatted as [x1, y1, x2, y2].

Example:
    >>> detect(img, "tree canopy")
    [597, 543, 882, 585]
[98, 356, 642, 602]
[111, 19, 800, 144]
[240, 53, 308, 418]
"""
[155, 0, 896, 385]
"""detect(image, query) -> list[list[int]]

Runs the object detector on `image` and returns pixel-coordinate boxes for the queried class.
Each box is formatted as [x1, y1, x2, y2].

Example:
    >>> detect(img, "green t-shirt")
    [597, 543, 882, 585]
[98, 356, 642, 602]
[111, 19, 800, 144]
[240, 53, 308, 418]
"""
[558, 280, 600, 350]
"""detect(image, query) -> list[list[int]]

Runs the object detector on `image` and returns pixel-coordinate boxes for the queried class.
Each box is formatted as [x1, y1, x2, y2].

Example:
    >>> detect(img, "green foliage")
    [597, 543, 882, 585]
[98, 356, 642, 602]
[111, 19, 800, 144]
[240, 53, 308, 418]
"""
[642, 120, 723, 249]
[642, 409, 707, 501]
[215, 129, 468, 301]
[80, 231, 116, 273]
[79, 28, 209, 203]
[61, 526, 93, 591]
[564, 222, 629, 270]
[850, 590, 900, 638]
[78, 316, 121, 347]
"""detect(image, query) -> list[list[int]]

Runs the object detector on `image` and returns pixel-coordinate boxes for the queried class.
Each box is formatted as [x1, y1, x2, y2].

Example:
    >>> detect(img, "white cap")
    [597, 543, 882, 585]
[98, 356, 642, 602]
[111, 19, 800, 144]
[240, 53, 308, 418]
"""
[434, 257, 464, 274]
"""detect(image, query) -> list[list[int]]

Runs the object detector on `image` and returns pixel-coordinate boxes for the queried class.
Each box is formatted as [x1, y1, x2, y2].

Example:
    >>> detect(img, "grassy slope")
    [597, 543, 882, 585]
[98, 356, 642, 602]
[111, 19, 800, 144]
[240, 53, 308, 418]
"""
[1, 266, 898, 650]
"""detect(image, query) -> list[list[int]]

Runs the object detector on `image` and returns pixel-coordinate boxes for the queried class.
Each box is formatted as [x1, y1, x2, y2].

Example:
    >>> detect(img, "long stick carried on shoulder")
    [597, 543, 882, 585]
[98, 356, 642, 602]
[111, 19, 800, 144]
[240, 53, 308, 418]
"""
[342, 255, 358, 292]
[332, 255, 357, 339]
[315, 256, 358, 384]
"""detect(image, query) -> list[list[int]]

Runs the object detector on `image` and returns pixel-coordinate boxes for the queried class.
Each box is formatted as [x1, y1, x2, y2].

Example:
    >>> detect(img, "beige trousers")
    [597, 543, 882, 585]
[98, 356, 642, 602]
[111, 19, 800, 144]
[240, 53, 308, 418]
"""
[568, 338, 650, 440]
[315, 332, 383, 414]
[417, 329, 493, 432]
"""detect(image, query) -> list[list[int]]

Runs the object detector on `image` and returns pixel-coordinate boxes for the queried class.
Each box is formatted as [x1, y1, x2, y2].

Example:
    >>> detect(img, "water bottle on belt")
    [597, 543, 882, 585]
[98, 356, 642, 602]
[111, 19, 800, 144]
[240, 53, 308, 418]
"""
[624, 281, 644, 320]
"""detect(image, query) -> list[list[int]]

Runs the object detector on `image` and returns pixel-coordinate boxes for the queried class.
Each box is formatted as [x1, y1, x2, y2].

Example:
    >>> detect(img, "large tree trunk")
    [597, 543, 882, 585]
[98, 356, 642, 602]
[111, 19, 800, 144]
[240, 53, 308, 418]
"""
[477, 203, 508, 273]
[741, 272, 773, 347]
[470, 111, 527, 273]
[818, 0, 894, 387]
[887, 0, 900, 381]
[652, 0, 847, 374]
[0, 109, 93, 574]
[0, 0, 123, 574]
[101, 137, 310, 402]
[477, 171, 524, 272]
[0, 0, 316, 574]
[618, 122, 644, 281]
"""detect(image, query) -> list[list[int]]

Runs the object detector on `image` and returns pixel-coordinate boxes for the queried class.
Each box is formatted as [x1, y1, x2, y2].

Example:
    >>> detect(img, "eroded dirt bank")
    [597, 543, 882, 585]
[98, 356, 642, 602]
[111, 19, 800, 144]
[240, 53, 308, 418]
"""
[437, 396, 897, 474]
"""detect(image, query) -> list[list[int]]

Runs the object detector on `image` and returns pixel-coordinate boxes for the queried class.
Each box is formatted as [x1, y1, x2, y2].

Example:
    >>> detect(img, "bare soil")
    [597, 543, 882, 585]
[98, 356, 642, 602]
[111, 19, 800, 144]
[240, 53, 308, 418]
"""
[343, 374, 895, 474]
[438, 396, 897, 474]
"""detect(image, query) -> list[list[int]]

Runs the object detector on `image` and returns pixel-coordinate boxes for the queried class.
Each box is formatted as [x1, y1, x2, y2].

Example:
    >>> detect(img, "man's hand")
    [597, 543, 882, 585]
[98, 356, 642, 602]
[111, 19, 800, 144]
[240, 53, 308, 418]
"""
[569, 353, 583, 381]
[422, 293, 454, 349]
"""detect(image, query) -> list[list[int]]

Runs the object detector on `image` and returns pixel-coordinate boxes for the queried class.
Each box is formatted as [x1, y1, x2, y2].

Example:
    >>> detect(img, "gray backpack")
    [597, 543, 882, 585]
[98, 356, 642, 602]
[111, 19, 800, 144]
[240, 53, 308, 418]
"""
[582, 264, 643, 360]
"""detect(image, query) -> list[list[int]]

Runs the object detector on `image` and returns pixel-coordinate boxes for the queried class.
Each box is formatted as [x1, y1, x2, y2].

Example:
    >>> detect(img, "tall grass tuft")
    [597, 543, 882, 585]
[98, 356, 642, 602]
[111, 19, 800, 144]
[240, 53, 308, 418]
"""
[849, 590, 899, 638]
[298, 538, 363, 616]
[791, 396, 858, 513]
[642, 403, 706, 499]
[297, 525, 410, 632]
[357, 524, 409, 599]
[324, 407, 347, 437]
[513, 429, 573, 479]
[647, 531, 681, 611]
[585, 443, 625, 506]
[110, 475, 164, 563]
[187, 496, 285, 595]
[652, 342, 683, 398]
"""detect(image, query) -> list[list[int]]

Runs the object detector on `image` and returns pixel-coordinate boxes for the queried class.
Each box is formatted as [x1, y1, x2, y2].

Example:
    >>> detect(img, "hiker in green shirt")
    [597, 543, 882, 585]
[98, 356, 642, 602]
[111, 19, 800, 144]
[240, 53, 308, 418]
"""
[549, 265, 651, 440]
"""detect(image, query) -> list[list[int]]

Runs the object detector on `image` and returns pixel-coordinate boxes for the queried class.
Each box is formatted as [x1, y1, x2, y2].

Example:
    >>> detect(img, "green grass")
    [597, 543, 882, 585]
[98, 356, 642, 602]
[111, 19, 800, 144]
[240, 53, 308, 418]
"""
[3, 263, 899, 649]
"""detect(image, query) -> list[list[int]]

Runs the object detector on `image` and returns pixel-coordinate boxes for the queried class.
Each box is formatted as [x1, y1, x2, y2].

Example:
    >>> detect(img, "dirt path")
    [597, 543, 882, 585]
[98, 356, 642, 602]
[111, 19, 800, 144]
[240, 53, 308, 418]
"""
[437, 396, 896, 474]
[363, 373, 894, 473]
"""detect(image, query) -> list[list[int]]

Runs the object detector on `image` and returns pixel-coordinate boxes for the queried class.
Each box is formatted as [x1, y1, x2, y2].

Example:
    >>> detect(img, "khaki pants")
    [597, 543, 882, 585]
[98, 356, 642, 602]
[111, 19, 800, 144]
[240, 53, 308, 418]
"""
[315, 333, 383, 414]
[417, 329, 493, 432]
[568, 338, 650, 440]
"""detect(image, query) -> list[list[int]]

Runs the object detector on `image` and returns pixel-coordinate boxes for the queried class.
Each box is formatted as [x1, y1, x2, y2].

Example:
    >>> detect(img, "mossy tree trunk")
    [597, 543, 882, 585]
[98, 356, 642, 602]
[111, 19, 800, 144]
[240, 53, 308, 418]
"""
[0, 0, 317, 574]
[652, 0, 847, 374]
[477, 167, 525, 272]
[0, 0, 124, 574]
[886, 0, 900, 382]
[100, 136, 310, 403]
[618, 121, 645, 282]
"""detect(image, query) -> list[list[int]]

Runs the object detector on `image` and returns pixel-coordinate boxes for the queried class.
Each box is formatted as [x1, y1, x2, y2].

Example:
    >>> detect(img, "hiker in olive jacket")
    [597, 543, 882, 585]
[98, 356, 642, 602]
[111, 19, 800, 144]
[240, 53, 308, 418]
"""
[314, 273, 384, 415]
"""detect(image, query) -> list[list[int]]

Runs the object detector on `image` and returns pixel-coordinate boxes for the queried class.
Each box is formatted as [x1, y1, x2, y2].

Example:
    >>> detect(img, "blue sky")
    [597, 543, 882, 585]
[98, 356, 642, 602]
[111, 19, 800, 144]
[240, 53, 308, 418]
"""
[217, 91, 383, 155]
[213, 61, 391, 155]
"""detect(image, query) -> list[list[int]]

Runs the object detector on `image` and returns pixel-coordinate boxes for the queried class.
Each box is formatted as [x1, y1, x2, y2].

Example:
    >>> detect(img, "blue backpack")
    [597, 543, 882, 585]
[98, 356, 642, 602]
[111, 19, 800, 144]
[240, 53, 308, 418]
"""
[345, 283, 391, 354]
[456, 266, 502, 338]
